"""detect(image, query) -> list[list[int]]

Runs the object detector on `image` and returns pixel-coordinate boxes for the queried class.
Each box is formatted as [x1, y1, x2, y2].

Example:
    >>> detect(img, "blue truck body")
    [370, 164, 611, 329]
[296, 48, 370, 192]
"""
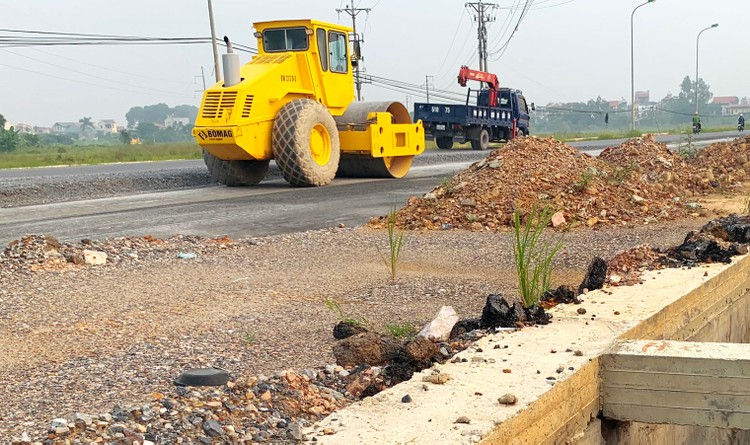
[414, 87, 531, 150]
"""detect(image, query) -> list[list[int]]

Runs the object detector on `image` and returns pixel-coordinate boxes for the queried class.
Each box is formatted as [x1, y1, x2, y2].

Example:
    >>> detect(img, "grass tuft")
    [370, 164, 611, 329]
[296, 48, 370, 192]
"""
[512, 207, 563, 308]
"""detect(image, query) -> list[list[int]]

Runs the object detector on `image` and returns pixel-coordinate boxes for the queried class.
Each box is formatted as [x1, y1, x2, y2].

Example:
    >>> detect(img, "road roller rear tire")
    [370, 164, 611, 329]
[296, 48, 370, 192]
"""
[203, 150, 269, 186]
[272, 99, 340, 187]
[436, 136, 453, 150]
[471, 127, 490, 151]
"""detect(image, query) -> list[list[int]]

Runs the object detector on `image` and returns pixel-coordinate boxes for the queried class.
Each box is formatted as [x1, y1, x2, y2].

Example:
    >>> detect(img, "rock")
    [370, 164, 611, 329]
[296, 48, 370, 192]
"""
[332, 320, 367, 340]
[287, 423, 303, 441]
[422, 373, 451, 384]
[449, 318, 481, 339]
[666, 231, 741, 265]
[551, 211, 566, 228]
[402, 337, 438, 367]
[401, 394, 412, 403]
[480, 294, 525, 328]
[73, 413, 94, 426]
[586, 217, 599, 227]
[460, 199, 476, 207]
[332, 332, 401, 367]
[497, 393, 518, 405]
[418, 305, 459, 341]
[82, 249, 107, 265]
[701, 215, 750, 243]
[631, 194, 645, 204]
[203, 419, 224, 437]
[578, 257, 607, 294]
[577, 308, 587, 315]
[542, 285, 578, 304]
[50, 418, 68, 429]
[524, 304, 551, 325]
[455, 416, 471, 424]
[488, 160, 501, 168]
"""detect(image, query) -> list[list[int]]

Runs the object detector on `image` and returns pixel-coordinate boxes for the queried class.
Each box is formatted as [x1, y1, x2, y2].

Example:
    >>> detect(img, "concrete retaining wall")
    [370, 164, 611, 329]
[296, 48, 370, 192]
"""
[307, 255, 750, 444]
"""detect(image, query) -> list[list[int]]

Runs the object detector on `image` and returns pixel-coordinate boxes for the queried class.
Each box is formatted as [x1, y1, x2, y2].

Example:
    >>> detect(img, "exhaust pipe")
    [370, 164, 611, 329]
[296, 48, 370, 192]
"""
[222, 35, 241, 87]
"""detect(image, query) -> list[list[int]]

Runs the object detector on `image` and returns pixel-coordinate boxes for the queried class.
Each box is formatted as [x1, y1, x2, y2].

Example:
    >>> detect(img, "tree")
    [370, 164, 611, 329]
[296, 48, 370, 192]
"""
[0, 113, 6, 129]
[120, 129, 131, 144]
[126, 103, 171, 128]
[677, 75, 713, 107]
[0, 126, 18, 152]
[79, 117, 95, 136]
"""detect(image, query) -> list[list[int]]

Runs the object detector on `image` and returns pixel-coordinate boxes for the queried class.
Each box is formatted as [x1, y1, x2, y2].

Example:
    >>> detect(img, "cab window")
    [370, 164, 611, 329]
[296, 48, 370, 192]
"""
[499, 91, 511, 107]
[518, 95, 528, 113]
[316, 28, 328, 71]
[328, 31, 348, 73]
[263, 28, 309, 52]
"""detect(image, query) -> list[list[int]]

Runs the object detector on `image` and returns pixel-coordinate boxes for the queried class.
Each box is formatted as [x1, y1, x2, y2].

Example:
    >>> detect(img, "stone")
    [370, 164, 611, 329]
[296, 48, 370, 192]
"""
[332, 332, 402, 368]
[488, 160, 501, 168]
[551, 211, 566, 228]
[82, 249, 107, 265]
[418, 305, 459, 342]
[203, 419, 224, 437]
[631, 194, 645, 204]
[586, 217, 599, 227]
[73, 413, 94, 426]
[422, 373, 451, 384]
[287, 423, 303, 441]
[460, 199, 476, 207]
[332, 320, 367, 340]
[401, 394, 412, 403]
[403, 336, 439, 367]
[577, 307, 587, 315]
[50, 418, 68, 429]
[542, 285, 578, 304]
[498, 393, 518, 405]
[578, 257, 607, 294]
[480, 294, 525, 328]
[449, 318, 481, 339]
[455, 416, 471, 424]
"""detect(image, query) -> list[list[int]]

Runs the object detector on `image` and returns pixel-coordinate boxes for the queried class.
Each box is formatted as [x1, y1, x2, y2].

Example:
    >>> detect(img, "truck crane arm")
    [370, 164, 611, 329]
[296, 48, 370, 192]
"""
[457, 65, 500, 107]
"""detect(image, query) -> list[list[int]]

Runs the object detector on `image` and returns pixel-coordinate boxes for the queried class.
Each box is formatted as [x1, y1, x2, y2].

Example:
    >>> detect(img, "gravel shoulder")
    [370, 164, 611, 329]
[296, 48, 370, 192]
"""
[0, 219, 706, 440]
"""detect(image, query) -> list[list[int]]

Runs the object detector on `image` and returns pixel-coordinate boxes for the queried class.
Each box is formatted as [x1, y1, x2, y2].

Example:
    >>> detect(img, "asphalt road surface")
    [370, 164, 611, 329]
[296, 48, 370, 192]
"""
[0, 131, 743, 245]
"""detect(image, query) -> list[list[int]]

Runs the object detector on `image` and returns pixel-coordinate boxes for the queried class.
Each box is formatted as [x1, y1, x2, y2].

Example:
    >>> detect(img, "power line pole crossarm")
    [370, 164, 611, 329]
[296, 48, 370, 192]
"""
[336, 0, 371, 101]
[465, 0, 498, 73]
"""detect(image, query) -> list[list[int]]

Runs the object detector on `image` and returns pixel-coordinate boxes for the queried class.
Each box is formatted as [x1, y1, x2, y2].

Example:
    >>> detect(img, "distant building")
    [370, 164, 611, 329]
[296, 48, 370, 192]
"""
[607, 100, 624, 110]
[2, 121, 11, 131]
[14, 123, 34, 133]
[96, 119, 118, 134]
[164, 116, 190, 128]
[635, 91, 650, 105]
[712, 96, 739, 106]
[724, 104, 750, 116]
[52, 122, 80, 134]
[33, 126, 52, 134]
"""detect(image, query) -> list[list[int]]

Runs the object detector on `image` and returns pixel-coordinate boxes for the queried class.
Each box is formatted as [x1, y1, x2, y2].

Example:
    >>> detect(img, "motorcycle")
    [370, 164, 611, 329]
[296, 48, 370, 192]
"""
[739, 122, 745, 132]
[692, 122, 702, 134]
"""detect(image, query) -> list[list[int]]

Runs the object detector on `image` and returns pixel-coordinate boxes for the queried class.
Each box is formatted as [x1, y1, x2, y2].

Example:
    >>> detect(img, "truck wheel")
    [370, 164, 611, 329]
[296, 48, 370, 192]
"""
[203, 150, 269, 186]
[471, 128, 490, 151]
[273, 99, 340, 187]
[436, 136, 453, 150]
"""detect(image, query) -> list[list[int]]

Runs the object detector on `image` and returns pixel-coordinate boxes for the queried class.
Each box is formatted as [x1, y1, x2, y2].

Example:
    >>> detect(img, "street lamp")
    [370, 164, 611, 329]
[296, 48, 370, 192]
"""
[630, 0, 656, 131]
[695, 23, 719, 114]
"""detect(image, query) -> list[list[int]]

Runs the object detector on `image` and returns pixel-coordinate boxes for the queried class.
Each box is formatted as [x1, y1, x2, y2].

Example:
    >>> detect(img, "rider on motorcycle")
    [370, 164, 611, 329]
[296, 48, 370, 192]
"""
[739, 113, 745, 130]
[692, 112, 702, 132]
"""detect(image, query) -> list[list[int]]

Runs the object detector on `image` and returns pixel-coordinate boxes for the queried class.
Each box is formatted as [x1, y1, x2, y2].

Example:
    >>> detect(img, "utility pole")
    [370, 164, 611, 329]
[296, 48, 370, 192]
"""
[422, 75, 434, 104]
[207, 0, 221, 83]
[465, 0, 497, 72]
[194, 66, 207, 97]
[337, 0, 371, 101]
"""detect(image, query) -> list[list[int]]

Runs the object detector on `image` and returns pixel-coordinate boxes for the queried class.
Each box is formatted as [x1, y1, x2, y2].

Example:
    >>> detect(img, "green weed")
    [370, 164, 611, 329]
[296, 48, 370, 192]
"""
[512, 207, 563, 308]
[324, 297, 367, 328]
[376, 208, 406, 281]
[386, 323, 416, 339]
[244, 332, 257, 345]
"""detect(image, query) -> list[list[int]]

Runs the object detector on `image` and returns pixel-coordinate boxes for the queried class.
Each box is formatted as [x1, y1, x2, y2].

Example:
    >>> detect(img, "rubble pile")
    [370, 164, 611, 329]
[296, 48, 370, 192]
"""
[599, 134, 704, 194]
[21, 370, 351, 444]
[605, 245, 664, 286]
[690, 135, 750, 190]
[375, 137, 694, 231]
[0, 234, 253, 278]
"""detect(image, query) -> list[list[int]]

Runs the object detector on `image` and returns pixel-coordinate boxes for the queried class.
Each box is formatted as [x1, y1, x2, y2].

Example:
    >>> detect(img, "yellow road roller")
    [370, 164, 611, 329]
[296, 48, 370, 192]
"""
[192, 19, 425, 187]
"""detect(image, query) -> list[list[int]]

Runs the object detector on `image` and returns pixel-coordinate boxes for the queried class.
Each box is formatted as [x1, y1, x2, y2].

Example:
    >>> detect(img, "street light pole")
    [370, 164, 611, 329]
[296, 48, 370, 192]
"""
[695, 23, 718, 115]
[630, 0, 655, 132]
[207, 0, 221, 83]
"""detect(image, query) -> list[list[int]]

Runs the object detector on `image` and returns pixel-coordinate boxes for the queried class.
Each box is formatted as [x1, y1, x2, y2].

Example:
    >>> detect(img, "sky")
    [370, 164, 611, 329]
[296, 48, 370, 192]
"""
[0, 0, 746, 127]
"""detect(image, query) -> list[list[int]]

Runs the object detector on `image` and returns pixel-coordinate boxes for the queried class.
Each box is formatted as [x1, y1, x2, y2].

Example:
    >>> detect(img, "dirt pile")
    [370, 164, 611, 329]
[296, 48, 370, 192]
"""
[599, 134, 704, 194]
[377, 137, 694, 231]
[690, 134, 750, 189]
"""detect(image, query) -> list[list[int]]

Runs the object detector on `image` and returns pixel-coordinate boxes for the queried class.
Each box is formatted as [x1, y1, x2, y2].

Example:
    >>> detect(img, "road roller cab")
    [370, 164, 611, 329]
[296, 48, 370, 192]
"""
[193, 19, 425, 187]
